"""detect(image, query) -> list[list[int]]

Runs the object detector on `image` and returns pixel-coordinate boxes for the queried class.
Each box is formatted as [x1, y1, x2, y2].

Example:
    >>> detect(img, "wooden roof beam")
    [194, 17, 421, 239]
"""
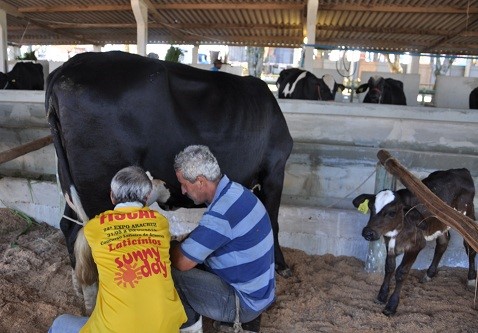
[319, 4, 478, 14]
[0, 0, 100, 45]
[17, 3, 305, 13]
[316, 24, 478, 37]
[421, 17, 478, 53]
[30, 22, 302, 30]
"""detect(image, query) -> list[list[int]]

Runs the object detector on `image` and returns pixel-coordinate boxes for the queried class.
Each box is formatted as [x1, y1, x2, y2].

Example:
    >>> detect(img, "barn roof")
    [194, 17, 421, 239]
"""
[1, 0, 477, 56]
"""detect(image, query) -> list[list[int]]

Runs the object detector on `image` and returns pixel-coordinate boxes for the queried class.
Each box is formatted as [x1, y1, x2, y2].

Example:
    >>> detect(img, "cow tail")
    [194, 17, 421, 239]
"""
[46, 95, 89, 225]
[68, 185, 89, 224]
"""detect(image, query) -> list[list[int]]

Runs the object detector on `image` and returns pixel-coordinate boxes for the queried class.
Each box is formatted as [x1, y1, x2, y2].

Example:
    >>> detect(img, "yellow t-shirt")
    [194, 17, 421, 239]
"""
[81, 205, 187, 333]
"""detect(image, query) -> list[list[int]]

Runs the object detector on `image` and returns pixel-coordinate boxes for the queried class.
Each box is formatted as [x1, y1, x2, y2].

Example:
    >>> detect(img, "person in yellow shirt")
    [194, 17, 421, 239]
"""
[49, 165, 186, 333]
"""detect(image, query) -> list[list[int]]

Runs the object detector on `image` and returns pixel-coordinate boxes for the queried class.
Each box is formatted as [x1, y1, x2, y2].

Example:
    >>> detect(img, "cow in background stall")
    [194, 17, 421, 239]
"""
[0, 62, 44, 90]
[46, 51, 293, 314]
[353, 168, 476, 316]
[470, 87, 478, 109]
[356, 76, 406, 105]
[276, 68, 344, 101]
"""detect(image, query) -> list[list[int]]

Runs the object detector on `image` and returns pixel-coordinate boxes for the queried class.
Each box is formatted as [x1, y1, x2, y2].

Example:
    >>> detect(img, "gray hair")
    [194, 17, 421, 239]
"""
[174, 145, 221, 182]
[110, 166, 152, 205]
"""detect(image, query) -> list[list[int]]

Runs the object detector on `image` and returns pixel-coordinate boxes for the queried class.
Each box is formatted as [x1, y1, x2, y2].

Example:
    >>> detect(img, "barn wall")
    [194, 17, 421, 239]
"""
[0, 91, 477, 270]
[0, 91, 53, 178]
[434, 76, 478, 109]
[279, 99, 478, 210]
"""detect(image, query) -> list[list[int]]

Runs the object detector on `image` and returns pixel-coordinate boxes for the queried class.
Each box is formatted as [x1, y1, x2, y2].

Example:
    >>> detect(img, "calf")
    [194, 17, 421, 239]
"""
[353, 168, 476, 316]
[276, 68, 344, 101]
[356, 76, 406, 105]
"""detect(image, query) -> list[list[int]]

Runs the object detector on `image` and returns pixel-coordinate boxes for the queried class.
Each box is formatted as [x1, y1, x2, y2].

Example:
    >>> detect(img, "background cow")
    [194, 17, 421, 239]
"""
[470, 87, 478, 109]
[46, 51, 293, 313]
[353, 168, 476, 316]
[276, 68, 344, 101]
[0, 62, 44, 90]
[356, 76, 406, 105]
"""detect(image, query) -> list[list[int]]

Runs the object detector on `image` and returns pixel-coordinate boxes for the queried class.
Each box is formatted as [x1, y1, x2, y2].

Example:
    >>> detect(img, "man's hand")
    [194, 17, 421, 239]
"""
[170, 242, 198, 271]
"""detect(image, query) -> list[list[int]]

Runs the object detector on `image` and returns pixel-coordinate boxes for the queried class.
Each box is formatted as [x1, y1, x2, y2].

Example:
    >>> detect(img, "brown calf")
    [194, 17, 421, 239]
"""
[353, 168, 476, 316]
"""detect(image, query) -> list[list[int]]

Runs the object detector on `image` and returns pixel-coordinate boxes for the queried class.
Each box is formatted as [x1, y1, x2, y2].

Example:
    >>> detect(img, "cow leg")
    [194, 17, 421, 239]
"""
[421, 231, 449, 283]
[464, 240, 477, 287]
[383, 250, 419, 316]
[60, 205, 83, 268]
[81, 282, 98, 315]
[258, 158, 291, 278]
[74, 228, 98, 315]
[71, 268, 97, 315]
[376, 252, 396, 305]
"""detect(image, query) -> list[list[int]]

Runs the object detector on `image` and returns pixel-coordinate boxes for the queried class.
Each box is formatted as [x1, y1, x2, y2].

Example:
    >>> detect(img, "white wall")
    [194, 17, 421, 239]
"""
[435, 76, 478, 109]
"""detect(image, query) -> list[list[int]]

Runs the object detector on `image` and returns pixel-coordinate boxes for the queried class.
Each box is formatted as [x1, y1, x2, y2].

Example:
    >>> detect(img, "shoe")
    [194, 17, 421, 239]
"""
[213, 314, 261, 333]
[180, 315, 203, 333]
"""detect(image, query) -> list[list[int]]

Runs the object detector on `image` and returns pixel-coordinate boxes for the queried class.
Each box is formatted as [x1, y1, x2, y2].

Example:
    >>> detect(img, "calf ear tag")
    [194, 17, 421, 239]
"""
[358, 199, 369, 214]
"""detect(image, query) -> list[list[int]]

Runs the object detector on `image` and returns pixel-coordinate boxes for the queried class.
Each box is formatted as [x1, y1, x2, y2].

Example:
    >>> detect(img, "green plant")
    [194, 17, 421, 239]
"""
[16, 50, 37, 61]
[9, 208, 38, 247]
[165, 46, 183, 63]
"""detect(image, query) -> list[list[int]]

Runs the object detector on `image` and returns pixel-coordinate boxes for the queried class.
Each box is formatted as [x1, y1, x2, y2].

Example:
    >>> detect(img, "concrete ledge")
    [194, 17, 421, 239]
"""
[0, 177, 471, 271]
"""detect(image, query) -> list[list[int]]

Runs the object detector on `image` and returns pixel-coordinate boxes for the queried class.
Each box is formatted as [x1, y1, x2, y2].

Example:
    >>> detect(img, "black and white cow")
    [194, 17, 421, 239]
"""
[0, 62, 44, 90]
[470, 87, 478, 109]
[276, 68, 344, 101]
[46, 51, 293, 313]
[353, 168, 476, 316]
[356, 76, 406, 105]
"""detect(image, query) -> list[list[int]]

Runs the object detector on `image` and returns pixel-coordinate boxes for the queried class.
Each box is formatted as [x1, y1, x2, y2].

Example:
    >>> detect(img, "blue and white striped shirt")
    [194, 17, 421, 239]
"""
[180, 175, 276, 312]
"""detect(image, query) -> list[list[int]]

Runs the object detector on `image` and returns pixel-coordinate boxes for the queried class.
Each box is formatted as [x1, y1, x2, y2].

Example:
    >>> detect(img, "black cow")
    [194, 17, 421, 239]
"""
[470, 87, 478, 109]
[353, 168, 476, 316]
[46, 51, 293, 312]
[0, 62, 44, 90]
[356, 76, 406, 105]
[276, 68, 344, 101]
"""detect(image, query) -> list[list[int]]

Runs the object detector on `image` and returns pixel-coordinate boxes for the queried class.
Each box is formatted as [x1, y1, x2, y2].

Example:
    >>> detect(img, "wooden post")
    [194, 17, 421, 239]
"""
[377, 149, 478, 252]
[364, 163, 397, 273]
[0, 135, 53, 165]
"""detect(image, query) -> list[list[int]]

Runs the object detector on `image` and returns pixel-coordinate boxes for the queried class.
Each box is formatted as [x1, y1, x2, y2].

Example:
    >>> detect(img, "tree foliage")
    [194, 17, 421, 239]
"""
[16, 50, 37, 61]
[165, 46, 183, 63]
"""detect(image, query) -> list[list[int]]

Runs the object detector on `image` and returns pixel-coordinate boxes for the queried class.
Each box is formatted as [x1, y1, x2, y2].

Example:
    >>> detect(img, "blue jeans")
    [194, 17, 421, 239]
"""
[172, 267, 260, 328]
[48, 314, 88, 333]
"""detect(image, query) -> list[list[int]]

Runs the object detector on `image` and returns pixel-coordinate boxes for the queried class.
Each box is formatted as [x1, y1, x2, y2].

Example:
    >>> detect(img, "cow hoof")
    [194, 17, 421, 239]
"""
[374, 298, 386, 305]
[276, 267, 292, 278]
[467, 279, 476, 288]
[382, 308, 396, 316]
[420, 274, 432, 283]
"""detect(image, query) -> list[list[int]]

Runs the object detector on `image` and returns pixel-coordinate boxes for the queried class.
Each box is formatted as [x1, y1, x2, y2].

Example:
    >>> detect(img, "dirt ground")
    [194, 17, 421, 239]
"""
[1, 208, 477, 333]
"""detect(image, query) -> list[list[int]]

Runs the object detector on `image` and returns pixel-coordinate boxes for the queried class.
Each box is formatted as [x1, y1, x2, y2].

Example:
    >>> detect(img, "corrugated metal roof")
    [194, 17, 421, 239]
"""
[0, 0, 477, 55]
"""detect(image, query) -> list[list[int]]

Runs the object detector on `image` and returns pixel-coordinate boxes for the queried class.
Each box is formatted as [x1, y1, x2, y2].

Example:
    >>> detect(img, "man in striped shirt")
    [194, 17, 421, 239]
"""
[171, 145, 276, 333]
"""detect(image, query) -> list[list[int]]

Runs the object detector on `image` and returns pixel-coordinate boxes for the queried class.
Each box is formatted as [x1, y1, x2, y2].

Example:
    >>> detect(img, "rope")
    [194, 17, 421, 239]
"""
[62, 214, 84, 226]
[466, 0, 470, 32]
[233, 294, 243, 332]
[325, 168, 376, 209]
[19, 22, 30, 45]
[474, 275, 477, 309]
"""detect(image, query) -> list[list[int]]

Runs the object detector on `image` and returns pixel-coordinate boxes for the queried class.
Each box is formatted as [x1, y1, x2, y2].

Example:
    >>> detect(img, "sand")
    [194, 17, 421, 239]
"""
[1, 208, 477, 333]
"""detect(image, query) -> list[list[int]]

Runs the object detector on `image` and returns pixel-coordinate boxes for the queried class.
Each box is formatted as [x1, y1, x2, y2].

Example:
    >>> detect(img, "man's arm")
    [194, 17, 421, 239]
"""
[170, 242, 197, 271]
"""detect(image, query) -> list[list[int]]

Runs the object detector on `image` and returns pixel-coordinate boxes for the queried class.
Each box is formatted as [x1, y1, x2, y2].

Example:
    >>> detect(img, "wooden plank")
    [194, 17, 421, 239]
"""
[0, 135, 53, 165]
[377, 149, 478, 253]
